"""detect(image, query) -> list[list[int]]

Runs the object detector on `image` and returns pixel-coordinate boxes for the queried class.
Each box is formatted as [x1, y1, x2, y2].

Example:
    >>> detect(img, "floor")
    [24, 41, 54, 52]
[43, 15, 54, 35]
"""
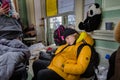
[27, 59, 35, 80]
[27, 72, 32, 80]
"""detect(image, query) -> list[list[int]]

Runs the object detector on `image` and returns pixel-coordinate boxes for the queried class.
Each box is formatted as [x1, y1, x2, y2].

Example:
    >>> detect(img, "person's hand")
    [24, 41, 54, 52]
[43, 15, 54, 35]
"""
[0, 4, 9, 15]
[0, 7, 4, 15]
[12, 12, 20, 19]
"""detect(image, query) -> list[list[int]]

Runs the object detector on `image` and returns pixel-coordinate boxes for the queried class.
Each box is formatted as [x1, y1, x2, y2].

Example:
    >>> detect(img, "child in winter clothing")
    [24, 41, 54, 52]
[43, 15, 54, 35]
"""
[34, 28, 94, 80]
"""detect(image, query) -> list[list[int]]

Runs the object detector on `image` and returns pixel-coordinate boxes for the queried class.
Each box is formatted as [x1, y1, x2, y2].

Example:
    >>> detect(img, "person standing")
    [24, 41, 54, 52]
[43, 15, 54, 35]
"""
[107, 22, 120, 80]
[0, 0, 22, 40]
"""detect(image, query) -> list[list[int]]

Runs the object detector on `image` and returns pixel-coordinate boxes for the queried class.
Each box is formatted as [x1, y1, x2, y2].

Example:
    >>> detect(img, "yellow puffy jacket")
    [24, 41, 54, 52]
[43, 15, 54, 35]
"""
[48, 31, 94, 80]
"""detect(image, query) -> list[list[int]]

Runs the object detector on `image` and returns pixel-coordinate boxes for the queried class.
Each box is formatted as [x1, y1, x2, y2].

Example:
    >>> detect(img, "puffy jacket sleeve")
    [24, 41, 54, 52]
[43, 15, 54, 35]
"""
[64, 45, 91, 75]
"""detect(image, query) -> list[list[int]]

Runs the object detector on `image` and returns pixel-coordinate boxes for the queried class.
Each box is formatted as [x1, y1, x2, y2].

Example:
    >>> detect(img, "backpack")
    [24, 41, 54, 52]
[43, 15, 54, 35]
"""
[77, 43, 100, 79]
[54, 25, 66, 46]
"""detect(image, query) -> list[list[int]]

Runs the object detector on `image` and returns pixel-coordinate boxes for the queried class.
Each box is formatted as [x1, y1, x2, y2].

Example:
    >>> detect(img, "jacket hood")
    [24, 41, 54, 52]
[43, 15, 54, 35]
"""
[114, 22, 120, 43]
[76, 31, 94, 46]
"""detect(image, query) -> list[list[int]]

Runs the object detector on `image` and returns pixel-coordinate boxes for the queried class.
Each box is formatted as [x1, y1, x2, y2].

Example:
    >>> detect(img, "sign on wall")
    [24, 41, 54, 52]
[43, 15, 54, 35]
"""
[58, 0, 74, 14]
[46, 0, 57, 17]
[102, 0, 120, 11]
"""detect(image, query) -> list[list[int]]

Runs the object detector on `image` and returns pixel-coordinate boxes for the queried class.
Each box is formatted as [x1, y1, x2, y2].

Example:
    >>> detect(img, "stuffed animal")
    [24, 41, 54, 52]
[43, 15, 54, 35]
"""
[78, 3, 102, 32]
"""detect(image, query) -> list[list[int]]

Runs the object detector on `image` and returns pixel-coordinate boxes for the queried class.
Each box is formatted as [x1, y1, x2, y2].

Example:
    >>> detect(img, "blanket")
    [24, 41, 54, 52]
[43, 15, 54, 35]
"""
[0, 39, 30, 80]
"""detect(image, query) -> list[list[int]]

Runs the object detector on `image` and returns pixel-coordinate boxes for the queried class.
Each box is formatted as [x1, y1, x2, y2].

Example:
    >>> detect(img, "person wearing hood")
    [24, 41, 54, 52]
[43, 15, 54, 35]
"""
[0, 1, 30, 80]
[107, 22, 120, 80]
[36, 28, 94, 80]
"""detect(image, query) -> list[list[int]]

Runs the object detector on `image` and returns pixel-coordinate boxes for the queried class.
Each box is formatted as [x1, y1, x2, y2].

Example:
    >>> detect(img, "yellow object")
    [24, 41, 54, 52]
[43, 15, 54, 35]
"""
[46, 0, 57, 17]
[76, 32, 87, 43]
[76, 31, 94, 46]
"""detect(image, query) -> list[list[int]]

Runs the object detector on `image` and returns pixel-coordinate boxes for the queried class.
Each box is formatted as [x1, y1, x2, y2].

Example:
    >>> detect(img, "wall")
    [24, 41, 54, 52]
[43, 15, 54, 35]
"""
[26, 0, 35, 26]
[34, 0, 45, 43]
[96, 0, 120, 30]
[93, 0, 120, 67]
[74, 0, 120, 67]
[18, 0, 28, 29]
[23, 0, 46, 43]
[75, 0, 84, 30]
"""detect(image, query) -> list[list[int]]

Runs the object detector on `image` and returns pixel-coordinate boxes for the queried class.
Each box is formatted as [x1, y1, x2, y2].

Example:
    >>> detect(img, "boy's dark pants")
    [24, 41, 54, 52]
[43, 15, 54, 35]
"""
[32, 59, 64, 80]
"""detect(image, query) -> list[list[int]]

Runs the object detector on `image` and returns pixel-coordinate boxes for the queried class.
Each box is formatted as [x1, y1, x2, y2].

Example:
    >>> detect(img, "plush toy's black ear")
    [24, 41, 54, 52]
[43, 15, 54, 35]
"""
[95, 3, 100, 8]
[78, 22, 85, 30]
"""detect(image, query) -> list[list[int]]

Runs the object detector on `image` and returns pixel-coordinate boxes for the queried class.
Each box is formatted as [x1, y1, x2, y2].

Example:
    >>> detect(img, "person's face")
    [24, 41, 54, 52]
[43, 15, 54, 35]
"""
[65, 34, 76, 45]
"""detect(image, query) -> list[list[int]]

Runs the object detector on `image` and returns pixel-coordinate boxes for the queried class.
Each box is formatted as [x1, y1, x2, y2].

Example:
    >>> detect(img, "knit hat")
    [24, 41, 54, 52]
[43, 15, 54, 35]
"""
[63, 28, 79, 39]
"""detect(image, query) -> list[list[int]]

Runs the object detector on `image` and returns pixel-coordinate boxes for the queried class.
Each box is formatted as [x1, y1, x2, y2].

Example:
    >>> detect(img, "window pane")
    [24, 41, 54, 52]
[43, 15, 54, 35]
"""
[68, 15, 75, 25]
[48, 16, 62, 45]
[50, 17, 62, 29]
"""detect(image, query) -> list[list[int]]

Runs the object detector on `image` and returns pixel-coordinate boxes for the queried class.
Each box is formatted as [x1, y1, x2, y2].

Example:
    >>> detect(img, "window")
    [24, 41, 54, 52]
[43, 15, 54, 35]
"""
[46, 15, 75, 45]
[68, 15, 75, 25]
[47, 16, 62, 45]
[49, 17, 62, 29]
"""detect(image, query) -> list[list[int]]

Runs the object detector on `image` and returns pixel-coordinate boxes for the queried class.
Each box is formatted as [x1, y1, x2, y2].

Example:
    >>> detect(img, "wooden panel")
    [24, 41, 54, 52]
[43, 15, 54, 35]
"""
[102, 0, 120, 11]
[18, 0, 28, 28]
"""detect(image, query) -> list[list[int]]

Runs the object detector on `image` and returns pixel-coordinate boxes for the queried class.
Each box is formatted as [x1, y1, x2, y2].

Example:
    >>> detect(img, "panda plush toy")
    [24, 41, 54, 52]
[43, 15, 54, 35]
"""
[78, 3, 102, 32]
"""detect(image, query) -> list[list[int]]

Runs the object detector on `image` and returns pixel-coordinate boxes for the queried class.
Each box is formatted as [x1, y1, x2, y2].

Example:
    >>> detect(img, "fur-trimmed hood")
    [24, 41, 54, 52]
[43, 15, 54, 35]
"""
[114, 22, 120, 43]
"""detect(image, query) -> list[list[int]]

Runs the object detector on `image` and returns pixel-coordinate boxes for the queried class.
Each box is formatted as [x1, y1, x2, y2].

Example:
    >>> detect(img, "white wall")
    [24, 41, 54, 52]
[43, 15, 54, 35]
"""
[75, 0, 84, 31]
[26, 0, 35, 26]
[34, 0, 45, 43]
